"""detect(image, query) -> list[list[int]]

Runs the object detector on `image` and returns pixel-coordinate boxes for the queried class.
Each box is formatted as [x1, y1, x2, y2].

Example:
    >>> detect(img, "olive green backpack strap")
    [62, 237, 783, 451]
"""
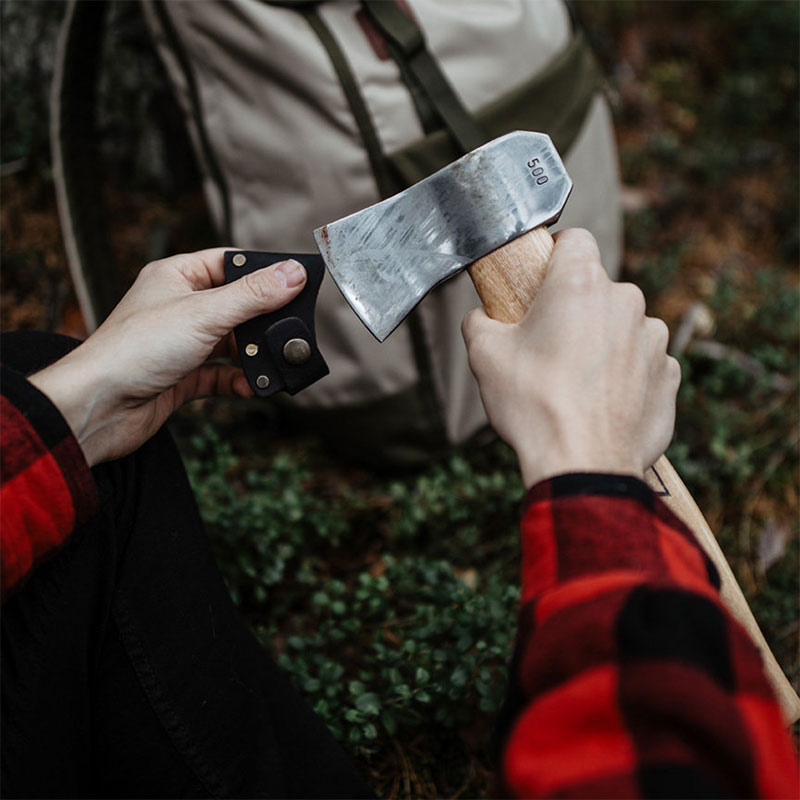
[298, 5, 397, 199]
[359, 0, 486, 152]
[298, 3, 449, 450]
[347, 1, 601, 187]
[384, 33, 600, 187]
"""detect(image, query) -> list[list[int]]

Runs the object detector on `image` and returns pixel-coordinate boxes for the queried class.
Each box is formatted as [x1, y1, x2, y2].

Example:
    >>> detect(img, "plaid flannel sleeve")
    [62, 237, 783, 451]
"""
[498, 473, 799, 799]
[0, 364, 97, 601]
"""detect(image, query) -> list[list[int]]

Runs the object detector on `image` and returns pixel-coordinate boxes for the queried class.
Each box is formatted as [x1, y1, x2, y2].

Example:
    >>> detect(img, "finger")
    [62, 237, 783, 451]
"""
[172, 364, 254, 407]
[461, 306, 506, 348]
[644, 316, 670, 356]
[208, 332, 240, 363]
[642, 354, 681, 469]
[642, 385, 678, 470]
[655, 352, 683, 398]
[461, 307, 488, 347]
[546, 228, 606, 290]
[551, 227, 600, 255]
[152, 248, 234, 291]
[665, 354, 682, 391]
[201, 259, 307, 333]
[461, 308, 513, 389]
[613, 282, 647, 320]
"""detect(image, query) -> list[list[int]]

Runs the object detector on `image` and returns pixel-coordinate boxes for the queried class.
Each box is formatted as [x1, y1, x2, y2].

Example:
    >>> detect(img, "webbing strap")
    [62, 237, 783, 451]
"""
[299, 6, 396, 199]
[360, 0, 486, 153]
[359, 1, 438, 134]
[300, 5, 448, 442]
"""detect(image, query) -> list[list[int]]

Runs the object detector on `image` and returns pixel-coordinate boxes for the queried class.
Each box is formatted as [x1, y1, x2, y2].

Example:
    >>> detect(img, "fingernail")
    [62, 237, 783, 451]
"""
[275, 259, 306, 288]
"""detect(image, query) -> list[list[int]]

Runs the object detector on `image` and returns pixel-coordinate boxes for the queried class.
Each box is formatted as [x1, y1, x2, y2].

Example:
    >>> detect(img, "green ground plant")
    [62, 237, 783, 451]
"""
[180, 427, 524, 792]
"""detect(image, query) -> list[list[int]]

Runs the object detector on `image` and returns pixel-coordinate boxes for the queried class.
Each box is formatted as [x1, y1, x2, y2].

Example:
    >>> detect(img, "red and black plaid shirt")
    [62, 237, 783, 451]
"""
[1, 368, 798, 797]
[501, 474, 799, 798]
[0, 365, 97, 601]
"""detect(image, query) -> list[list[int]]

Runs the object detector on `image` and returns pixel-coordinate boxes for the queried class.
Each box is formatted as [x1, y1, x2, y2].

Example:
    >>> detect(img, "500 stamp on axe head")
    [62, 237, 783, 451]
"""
[315, 130, 800, 723]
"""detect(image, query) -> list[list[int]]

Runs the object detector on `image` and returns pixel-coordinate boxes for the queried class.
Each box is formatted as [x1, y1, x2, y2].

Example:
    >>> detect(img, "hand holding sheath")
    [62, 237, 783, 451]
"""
[224, 251, 329, 397]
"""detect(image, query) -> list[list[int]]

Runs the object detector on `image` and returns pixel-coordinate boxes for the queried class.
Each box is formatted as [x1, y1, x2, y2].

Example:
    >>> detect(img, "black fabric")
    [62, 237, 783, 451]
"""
[616, 585, 734, 692]
[531, 472, 656, 508]
[0, 332, 373, 799]
[53, 1, 120, 324]
[638, 764, 732, 799]
[0, 363, 76, 456]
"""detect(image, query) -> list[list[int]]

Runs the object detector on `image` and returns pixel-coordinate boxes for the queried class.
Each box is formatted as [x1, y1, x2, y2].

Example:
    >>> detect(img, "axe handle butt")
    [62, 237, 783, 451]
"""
[467, 225, 800, 723]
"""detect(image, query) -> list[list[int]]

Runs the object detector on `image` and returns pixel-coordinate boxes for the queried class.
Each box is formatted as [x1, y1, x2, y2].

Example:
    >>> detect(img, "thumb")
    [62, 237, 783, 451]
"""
[209, 259, 307, 330]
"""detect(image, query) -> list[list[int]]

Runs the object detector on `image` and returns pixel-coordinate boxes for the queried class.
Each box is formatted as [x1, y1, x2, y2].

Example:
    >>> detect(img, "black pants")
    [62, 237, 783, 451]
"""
[0, 332, 372, 799]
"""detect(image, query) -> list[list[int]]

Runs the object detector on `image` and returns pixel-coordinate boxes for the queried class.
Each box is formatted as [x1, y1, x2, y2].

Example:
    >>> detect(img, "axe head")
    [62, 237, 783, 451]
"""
[313, 131, 572, 342]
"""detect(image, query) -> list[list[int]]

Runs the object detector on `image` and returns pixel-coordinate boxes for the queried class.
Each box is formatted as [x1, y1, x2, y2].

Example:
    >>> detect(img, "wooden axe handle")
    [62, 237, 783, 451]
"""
[467, 226, 800, 724]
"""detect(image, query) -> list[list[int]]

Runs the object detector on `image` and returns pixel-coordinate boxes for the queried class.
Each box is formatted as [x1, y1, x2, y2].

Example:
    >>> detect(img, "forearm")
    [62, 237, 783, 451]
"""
[498, 473, 799, 798]
[1, 365, 98, 600]
[28, 345, 116, 468]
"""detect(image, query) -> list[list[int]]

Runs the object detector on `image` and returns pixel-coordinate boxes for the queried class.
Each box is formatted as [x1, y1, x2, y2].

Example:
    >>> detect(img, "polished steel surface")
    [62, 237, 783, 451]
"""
[314, 131, 572, 342]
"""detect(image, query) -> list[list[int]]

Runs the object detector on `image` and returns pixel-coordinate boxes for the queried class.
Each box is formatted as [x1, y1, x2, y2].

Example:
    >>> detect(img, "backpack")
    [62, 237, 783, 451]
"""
[53, 0, 622, 465]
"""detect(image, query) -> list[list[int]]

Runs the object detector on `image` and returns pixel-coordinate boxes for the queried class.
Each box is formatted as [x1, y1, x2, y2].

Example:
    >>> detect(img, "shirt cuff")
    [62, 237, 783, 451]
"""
[1, 364, 98, 531]
[519, 472, 720, 602]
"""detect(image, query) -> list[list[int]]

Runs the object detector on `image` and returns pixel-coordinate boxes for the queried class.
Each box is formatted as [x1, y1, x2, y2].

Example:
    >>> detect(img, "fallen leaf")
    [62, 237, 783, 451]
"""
[757, 520, 789, 573]
[454, 568, 478, 590]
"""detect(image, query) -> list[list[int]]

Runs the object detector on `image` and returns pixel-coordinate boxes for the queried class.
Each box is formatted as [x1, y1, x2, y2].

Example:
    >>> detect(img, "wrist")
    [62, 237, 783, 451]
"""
[516, 445, 643, 489]
[29, 349, 115, 468]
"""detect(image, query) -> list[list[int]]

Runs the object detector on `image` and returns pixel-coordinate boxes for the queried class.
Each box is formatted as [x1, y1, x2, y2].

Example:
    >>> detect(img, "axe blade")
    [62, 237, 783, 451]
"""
[313, 131, 572, 342]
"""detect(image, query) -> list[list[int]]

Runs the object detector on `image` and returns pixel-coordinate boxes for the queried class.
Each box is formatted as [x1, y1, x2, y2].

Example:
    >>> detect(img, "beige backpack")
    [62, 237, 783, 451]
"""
[53, 0, 622, 464]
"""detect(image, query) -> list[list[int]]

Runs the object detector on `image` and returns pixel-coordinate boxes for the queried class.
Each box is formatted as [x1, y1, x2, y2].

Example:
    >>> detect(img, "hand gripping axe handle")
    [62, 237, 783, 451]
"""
[473, 225, 800, 724]
[316, 132, 800, 722]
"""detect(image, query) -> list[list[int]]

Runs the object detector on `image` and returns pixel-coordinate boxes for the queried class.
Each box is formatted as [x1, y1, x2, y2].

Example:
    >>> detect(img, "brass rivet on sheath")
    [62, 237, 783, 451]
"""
[245, 343, 259, 357]
[232, 253, 247, 267]
[283, 338, 311, 365]
[256, 375, 270, 389]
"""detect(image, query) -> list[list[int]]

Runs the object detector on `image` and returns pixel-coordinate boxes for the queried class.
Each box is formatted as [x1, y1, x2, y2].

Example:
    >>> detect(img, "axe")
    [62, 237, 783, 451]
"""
[314, 131, 800, 723]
